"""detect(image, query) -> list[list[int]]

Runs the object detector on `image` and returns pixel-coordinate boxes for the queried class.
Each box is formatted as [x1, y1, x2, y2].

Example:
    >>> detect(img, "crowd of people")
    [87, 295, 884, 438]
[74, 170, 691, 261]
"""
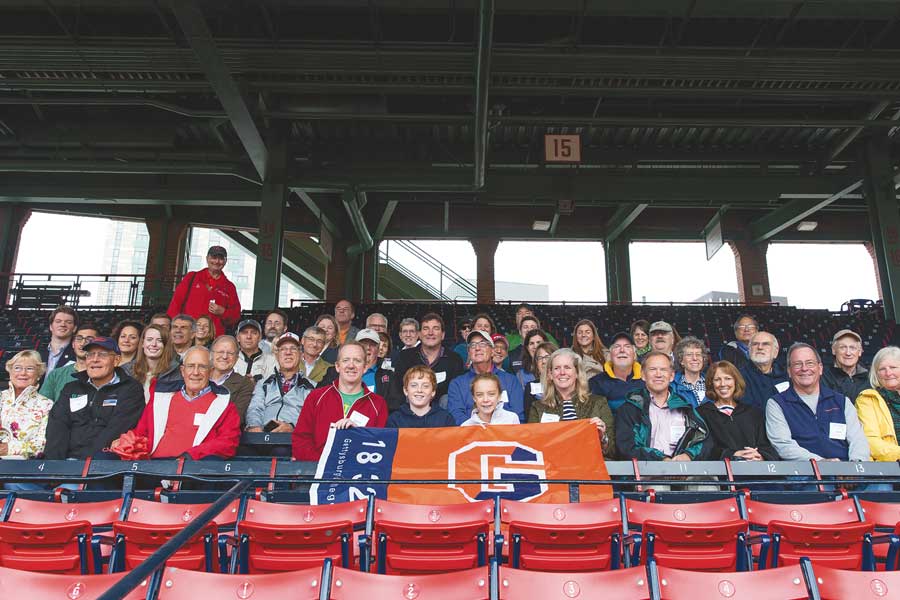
[2, 245, 899, 488]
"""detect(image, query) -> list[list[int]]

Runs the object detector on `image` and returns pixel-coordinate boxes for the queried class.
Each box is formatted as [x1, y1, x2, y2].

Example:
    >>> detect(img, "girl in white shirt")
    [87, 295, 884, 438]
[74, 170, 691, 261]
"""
[462, 373, 520, 426]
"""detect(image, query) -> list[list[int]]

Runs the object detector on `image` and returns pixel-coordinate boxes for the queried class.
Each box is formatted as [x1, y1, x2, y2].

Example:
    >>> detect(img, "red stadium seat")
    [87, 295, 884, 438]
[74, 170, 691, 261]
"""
[235, 498, 367, 573]
[328, 565, 490, 600]
[812, 564, 900, 599]
[656, 563, 812, 600]
[0, 519, 95, 574]
[373, 499, 493, 574]
[498, 565, 651, 599]
[0, 565, 146, 600]
[0, 498, 125, 574]
[857, 499, 900, 569]
[111, 498, 242, 573]
[623, 498, 750, 571]
[155, 565, 323, 599]
[745, 499, 873, 569]
[499, 498, 622, 571]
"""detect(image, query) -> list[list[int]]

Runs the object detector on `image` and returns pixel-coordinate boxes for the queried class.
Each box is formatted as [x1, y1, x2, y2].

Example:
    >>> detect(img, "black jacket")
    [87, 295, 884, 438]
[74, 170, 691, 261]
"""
[43, 368, 146, 459]
[697, 400, 779, 461]
[387, 347, 465, 412]
[821, 363, 870, 404]
[39, 341, 77, 384]
[385, 403, 456, 428]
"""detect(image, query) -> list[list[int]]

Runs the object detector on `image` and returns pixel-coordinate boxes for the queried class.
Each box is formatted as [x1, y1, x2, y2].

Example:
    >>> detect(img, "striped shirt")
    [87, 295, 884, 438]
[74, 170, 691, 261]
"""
[561, 400, 577, 421]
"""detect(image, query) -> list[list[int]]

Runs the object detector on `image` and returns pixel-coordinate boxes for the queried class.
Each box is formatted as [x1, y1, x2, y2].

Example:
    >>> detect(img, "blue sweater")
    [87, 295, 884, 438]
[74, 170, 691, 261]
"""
[386, 404, 456, 428]
[739, 361, 789, 412]
[447, 366, 525, 425]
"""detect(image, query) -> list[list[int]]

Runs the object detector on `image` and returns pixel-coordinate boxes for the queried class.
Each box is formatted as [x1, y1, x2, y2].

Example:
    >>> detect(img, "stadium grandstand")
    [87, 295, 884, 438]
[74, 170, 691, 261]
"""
[3, 1, 900, 598]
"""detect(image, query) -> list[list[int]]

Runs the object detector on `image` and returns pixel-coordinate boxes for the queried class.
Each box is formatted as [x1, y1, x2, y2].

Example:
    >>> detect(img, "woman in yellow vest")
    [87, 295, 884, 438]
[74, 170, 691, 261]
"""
[855, 346, 900, 461]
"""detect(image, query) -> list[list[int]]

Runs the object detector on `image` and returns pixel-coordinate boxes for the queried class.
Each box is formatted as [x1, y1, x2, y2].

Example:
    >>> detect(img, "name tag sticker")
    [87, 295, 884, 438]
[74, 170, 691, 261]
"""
[500, 390, 509, 405]
[775, 381, 790, 393]
[102, 398, 117, 407]
[829, 422, 847, 441]
[670, 423, 686, 440]
[193, 413, 204, 427]
[540, 413, 560, 423]
[349, 411, 370, 427]
[381, 359, 394, 372]
[530, 382, 543, 395]
[435, 371, 446, 383]
[69, 395, 88, 412]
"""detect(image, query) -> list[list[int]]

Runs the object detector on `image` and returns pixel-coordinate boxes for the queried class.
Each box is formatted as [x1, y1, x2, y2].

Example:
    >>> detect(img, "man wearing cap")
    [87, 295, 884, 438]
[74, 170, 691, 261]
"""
[453, 318, 474, 362]
[318, 329, 397, 398]
[43, 337, 145, 459]
[822, 329, 869, 403]
[235, 319, 276, 383]
[648, 321, 677, 359]
[447, 330, 525, 425]
[167, 245, 241, 337]
[246, 333, 315, 437]
[293, 341, 389, 461]
[115, 346, 241, 460]
[589, 332, 646, 413]
[388, 313, 465, 412]
[491, 333, 510, 370]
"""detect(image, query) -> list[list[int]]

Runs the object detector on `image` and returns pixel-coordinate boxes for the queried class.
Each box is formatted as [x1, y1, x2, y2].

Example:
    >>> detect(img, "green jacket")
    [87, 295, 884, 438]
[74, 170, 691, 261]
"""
[39, 362, 79, 403]
[615, 387, 710, 461]
[528, 393, 616, 458]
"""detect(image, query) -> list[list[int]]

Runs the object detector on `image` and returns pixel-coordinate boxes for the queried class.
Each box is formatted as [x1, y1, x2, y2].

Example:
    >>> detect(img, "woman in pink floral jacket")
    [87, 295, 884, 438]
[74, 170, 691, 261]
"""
[1, 350, 53, 459]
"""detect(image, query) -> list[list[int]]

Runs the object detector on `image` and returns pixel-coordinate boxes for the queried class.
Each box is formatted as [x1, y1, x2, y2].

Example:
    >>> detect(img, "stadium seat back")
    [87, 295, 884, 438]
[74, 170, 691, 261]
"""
[0, 520, 94, 574]
[745, 499, 860, 528]
[642, 519, 749, 571]
[498, 565, 651, 600]
[0, 565, 146, 600]
[126, 498, 241, 527]
[769, 520, 874, 569]
[328, 565, 490, 600]
[813, 564, 900, 599]
[155, 565, 323, 599]
[112, 520, 219, 572]
[625, 498, 742, 526]
[656, 564, 811, 600]
[858, 500, 900, 528]
[501, 499, 622, 571]
[6, 498, 123, 527]
[373, 499, 493, 574]
[238, 499, 366, 573]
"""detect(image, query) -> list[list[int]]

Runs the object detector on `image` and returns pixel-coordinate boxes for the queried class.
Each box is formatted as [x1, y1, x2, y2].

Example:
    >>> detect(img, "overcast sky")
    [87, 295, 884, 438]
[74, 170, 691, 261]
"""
[16, 212, 878, 311]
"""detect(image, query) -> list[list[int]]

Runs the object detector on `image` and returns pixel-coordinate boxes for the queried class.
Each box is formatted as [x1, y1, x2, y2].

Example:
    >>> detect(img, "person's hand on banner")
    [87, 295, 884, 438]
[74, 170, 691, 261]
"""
[331, 418, 356, 430]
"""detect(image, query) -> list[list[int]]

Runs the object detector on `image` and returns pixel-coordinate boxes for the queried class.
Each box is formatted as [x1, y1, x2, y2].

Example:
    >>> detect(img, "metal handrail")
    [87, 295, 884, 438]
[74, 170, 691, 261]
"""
[394, 240, 477, 297]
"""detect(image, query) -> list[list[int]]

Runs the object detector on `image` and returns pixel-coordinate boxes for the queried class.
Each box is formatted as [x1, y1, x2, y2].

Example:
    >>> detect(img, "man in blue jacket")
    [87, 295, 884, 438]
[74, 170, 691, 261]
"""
[447, 330, 525, 424]
[739, 331, 789, 411]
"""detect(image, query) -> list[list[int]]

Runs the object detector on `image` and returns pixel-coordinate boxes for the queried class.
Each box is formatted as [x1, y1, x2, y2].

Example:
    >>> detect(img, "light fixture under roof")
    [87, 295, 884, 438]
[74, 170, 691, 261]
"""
[797, 221, 818, 232]
[532, 220, 552, 231]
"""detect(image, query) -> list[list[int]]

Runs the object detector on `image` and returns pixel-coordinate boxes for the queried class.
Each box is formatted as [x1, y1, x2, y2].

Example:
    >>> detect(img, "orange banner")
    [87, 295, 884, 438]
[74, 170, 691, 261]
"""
[389, 420, 611, 504]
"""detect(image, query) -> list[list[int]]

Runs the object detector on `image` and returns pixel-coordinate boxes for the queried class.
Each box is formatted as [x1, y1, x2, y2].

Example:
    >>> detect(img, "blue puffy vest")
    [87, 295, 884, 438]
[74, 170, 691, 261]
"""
[771, 385, 849, 460]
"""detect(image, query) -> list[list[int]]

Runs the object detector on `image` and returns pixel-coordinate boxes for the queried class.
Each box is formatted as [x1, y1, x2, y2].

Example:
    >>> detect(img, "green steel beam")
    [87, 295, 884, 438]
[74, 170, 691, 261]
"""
[473, 0, 495, 189]
[605, 203, 649, 242]
[863, 134, 900, 321]
[171, 0, 268, 180]
[342, 189, 374, 257]
[372, 200, 398, 240]
[292, 189, 344, 237]
[748, 180, 866, 243]
[221, 230, 324, 299]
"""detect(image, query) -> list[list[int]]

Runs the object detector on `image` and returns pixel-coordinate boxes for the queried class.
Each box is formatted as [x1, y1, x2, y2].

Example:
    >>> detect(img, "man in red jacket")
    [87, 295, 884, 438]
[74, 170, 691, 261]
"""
[292, 341, 388, 461]
[167, 245, 241, 337]
[114, 346, 241, 460]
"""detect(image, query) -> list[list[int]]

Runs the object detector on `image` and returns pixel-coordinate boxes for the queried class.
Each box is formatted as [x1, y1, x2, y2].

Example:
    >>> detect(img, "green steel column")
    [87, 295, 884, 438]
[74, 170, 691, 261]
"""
[862, 134, 900, 321]
[252, 130, 287, 310]
[604, 237, 631, 304]
[0, 204, 29, 305]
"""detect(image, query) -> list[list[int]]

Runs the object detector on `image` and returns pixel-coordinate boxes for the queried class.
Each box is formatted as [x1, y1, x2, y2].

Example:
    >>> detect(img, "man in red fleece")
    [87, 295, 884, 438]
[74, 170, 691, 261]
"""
[292, 341, 388, 461]
[116, 346, 240, 460]
[167, 245, 241, 337]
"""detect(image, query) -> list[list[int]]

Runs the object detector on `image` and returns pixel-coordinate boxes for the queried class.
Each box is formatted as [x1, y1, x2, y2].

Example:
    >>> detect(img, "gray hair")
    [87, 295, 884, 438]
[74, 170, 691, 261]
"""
[786, 342, 821, 366]
[211, 335, 238, 352]
[366, 312, 389, 327]
[182, 345, 211, 365]
[870, 346, 900, 389]
[399, 318, 420, 331]
[5, 350, 47, 380]
[172, 313, 196, 330]
[303, 325, 326, 338]
[674, 336, 709, 371]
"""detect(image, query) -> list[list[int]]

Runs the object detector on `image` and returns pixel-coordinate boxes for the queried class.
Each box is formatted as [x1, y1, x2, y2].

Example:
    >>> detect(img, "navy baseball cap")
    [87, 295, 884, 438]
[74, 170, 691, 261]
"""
[83, 336, 120, 355]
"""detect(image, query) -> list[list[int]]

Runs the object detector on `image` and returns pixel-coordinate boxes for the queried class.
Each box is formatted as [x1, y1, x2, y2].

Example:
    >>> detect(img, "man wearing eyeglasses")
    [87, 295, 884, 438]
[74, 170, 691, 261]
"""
[39, 322, 100, 403]
[447, 330, 525, 425]
[116, 346, 241, 460]
[298, 326, 331, 384]
[44, 336, 145, 459]
[246, 333, 315, 437]
[209, 335, 255, 426]
[822, 329, 870, 404]
[765, 342, 870, 462]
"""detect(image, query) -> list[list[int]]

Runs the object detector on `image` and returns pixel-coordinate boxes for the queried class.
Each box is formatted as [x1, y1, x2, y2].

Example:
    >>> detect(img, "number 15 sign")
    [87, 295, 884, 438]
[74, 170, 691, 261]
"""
[544, 134, 581, 163]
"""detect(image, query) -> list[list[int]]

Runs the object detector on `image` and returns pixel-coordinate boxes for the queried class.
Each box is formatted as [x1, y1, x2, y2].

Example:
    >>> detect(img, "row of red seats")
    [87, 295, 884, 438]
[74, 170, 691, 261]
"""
[1, 557, 898, 599]
[2, 493, 900, 577]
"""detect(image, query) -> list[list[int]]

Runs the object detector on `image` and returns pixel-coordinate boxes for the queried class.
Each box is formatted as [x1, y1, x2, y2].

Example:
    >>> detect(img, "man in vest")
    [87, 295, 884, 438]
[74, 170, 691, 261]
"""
[765, 342, 870, 461]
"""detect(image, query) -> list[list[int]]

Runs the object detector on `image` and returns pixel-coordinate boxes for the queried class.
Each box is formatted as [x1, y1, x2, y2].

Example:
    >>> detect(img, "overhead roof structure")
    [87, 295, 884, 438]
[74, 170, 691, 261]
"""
[0, 0, 898, 246]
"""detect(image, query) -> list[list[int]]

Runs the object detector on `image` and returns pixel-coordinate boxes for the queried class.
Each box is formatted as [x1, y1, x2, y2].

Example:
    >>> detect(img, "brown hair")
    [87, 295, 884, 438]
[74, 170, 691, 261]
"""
[470, 372, 502, 395]
[471, 313, 497, 335]
[131, 324, 176, 383]
[705, 360, 747, 403]
[49, 305, 78, 326]
[420, 312, 445, 330]
[193, 315, 215, 346]
[315, 314, 341, 348]
[403, 365, 438, 391]
[571, 319, 607, 363]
